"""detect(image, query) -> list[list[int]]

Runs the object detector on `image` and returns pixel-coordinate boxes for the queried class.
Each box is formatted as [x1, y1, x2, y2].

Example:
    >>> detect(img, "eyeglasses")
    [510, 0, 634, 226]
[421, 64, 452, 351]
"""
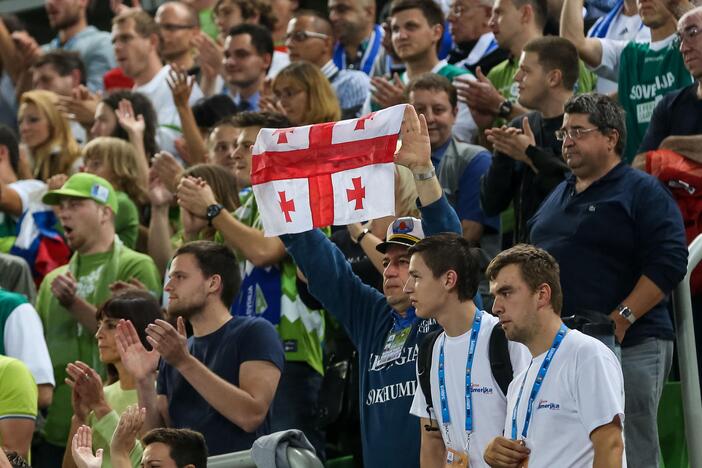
[158, 23, 196, 32]
[274, 88, 305, 100]
[285, 30, 329, 43]
[448, 4, 469, 17]
[554, 127, 600, 141]
[676, 25, 700, 44]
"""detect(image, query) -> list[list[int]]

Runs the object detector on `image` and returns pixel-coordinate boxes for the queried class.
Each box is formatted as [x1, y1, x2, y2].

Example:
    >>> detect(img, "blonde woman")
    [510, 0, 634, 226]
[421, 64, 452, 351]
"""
[264, 61, 341, 125]
[19, 90, 81, 181]
[82, 137, 148, 249]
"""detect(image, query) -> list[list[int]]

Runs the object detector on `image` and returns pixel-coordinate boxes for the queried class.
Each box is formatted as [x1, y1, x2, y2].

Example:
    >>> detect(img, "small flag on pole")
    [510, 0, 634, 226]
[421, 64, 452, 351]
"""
[251, 104, 406, 236]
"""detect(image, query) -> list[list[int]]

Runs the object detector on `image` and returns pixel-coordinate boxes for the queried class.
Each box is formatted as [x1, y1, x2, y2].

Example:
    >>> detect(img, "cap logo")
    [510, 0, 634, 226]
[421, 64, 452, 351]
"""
[392, 218, 414, 234]
[91, 184, 109, 203]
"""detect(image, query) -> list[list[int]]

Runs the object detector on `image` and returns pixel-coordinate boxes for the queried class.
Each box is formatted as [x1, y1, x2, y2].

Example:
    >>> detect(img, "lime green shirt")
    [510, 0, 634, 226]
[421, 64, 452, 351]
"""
[198, 8, 219, 41]
[0, 355, 37, 420]
[87, 382, 143, 468]
[114, 191, 139, 250]
[37, 240, 161, 447]
[234, 191, 325, 375]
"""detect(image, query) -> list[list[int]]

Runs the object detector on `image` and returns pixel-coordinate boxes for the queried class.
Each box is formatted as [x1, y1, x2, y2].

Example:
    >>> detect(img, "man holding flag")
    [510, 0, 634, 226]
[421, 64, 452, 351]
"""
[278, 105, 462, 468]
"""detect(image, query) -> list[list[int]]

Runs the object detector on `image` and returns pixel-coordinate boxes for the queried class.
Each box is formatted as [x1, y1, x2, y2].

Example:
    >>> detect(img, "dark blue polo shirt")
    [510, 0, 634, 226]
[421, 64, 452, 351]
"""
[528, 163, 688, 346]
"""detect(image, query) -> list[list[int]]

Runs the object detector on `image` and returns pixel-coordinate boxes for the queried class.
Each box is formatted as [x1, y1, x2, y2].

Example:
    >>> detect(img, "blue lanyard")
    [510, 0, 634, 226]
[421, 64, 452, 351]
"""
[438, 309, 483, 433]
[511, 324, 568, 440]
[333, 24, 383, 74]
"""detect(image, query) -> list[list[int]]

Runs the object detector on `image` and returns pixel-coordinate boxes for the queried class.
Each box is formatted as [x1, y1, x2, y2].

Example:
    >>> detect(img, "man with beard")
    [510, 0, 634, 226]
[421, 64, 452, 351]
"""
[114, 241, 285, 456]
[42, 0, 115, 92]
[34, 173, 161, 466]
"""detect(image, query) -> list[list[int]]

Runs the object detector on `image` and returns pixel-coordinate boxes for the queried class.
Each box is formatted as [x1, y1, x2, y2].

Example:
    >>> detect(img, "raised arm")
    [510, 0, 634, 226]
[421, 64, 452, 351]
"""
[560, 0, 603, 67]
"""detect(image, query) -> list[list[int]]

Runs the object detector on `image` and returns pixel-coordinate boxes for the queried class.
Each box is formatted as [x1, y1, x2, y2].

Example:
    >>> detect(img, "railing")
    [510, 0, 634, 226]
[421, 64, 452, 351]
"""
[208, 446, 324, 468]
[672, 234, 702, 468]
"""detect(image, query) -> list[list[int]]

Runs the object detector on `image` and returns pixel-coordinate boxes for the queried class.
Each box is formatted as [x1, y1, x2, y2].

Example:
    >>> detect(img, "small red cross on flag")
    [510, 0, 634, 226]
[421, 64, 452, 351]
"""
[250, 105, 405, 236]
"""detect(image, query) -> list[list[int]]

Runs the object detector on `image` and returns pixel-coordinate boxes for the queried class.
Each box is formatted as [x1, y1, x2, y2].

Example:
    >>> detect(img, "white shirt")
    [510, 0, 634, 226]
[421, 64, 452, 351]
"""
[410, 312, 530, 467]
[505, 329, 626, 468]
[4, 302, 55, 386]
[134, 64, 204, 156]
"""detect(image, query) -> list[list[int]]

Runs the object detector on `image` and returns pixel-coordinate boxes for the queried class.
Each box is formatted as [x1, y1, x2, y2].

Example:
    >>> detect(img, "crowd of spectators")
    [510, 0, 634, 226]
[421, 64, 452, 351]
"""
[0, 0, 698, 467]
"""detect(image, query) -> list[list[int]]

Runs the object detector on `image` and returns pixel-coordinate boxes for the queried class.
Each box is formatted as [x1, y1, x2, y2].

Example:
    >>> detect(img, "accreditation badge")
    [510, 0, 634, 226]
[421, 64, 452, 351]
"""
[377, 326, 411, 365]
[446, 447, 469, 466]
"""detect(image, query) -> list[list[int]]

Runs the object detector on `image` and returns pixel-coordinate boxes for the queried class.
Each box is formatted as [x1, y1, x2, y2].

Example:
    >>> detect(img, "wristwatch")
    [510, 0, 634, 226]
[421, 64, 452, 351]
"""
[206, 203, 224, 226]
[354, 228, 370, 244]
[617, 304, 636, 324]
[497, 99, 513, 118]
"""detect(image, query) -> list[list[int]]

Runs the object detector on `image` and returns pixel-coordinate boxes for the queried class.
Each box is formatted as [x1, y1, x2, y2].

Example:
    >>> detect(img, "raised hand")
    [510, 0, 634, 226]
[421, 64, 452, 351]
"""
[371, 73, 407, 109]
[176, 176, 217, 218]
[65, 361, 110, 418]
[167, 64, 194, 109]
[71, 425, 103, 468]
[115, 319, 159, 382]
[115, 98, 145, 138]
[485, 117, 536, 170]
[145, 317, 191, 369]
[51, 271, 78, 308]
[56, 86, 99, 126]
[394, 105, 431, 172]
[47, 173, 69, 190]
[111, 404, 145, 457]
[151, 151, 184, 194]
[148, 173, 174, 208]
[192, 32, 224, 79]
[454, 67, 503, 116]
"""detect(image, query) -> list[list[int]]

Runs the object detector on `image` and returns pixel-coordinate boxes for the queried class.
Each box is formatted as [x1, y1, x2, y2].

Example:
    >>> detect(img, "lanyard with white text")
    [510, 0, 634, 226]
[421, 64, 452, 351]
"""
[438, 308, 483, 442]
[511, 323, 568, 440]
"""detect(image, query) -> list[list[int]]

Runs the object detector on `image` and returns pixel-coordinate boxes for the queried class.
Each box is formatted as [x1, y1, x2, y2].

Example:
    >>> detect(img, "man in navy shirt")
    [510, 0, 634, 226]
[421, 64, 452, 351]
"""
[115, 241, 285, 456]
[528, 93, 688, 468]
[281, 106, 461, 468]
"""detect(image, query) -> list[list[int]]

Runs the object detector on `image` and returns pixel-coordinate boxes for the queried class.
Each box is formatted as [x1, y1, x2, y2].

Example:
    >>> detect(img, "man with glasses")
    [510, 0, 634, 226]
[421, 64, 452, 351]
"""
[561, 0, 695, 164]
[446, 0, 508, 75]
[285, 10, 369, 118]
[480, 37, 575, 246]
[155, 1, 200, 74]
[528, 93, 688, 468]
[636, 7, 702, 164]
[223, 24, 273, 112]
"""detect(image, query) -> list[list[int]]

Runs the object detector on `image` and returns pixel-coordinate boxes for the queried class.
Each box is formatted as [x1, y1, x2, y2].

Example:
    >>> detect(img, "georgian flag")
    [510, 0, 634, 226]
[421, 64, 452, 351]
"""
[251, 104, 405, 236]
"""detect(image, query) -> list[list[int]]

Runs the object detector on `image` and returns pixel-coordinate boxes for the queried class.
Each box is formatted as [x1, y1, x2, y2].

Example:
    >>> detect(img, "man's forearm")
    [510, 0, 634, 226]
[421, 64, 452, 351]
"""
[410, 167, 443, 207]
[560, 0, 603, 67]
[616, 275, 665, 319]
[136, 376, 163, 433]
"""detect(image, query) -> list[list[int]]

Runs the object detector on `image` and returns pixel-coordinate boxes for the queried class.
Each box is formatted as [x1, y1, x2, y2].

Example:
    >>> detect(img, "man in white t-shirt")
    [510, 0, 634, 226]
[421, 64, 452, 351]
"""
[111, 10, 203, 157]
[483, 244, 625, 468]
[406, 233, 530, 467]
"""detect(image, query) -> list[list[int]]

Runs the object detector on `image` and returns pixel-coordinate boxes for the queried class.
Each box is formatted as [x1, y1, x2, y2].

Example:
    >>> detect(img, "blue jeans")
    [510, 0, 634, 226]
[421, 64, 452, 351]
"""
[270, 362, 325, 460]
[621, 338, 674, 468]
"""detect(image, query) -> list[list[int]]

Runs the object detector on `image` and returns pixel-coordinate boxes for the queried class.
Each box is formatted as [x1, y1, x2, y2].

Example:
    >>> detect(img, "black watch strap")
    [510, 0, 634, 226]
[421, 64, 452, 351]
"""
[206, 204, 224, 226]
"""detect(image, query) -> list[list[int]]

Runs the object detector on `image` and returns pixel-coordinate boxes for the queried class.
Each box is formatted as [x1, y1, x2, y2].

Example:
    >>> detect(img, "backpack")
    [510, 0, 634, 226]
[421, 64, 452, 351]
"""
[417, 323, 513, 431]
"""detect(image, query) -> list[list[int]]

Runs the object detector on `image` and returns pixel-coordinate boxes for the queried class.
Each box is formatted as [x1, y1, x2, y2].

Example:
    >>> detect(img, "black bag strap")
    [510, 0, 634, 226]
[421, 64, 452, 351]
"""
[418, 329, 442, 431]
[488, 323, 513, 397]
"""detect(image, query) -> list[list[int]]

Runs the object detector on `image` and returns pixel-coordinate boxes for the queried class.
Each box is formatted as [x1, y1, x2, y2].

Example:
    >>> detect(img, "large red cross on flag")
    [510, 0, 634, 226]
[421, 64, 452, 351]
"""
[251, 104, 405, 236]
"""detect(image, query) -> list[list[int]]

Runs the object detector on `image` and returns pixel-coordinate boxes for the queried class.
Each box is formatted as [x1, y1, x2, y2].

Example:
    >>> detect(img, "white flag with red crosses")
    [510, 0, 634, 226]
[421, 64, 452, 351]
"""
[251, 104, 405, 236]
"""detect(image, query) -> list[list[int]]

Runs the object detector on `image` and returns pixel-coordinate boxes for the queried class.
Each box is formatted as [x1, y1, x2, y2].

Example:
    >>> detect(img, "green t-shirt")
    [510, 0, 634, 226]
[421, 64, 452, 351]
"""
[617, 41, 692, 163]
[233, 190, 325, 375]
[114, 191, 139, 250]
[36, 240, 161, 447]
[0, 212, 16, 253]
[88, 382, 142, 468]
[0, 290, 27, 354]
[0, 355, 37, 421]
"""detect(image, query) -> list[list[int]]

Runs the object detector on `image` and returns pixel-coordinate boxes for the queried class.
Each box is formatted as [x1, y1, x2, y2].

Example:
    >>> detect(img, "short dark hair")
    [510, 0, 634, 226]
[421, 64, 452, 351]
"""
[0, 125, 19, 174]
[231, 111, 292, 129]
[142, 428, 208, 468]
[564, 93, 627, 156]
[512, 0, 548, 28]
[408, 233, 480, 301]
[192, 94, 238, 130]
[523, 37, 579, 91]
[390, 0, 445, 26]
[406, 73, 457, 109]
[173, 241, 241, 308]
[34, 50, 86, 85]
[227, 23, 274, 58]
[102, 90, 159, 158]
[485, 244, 563, 314]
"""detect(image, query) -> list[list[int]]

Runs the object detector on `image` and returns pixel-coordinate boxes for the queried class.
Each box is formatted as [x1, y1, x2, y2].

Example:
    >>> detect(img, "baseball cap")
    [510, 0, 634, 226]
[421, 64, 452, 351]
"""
[42, 173, 119, 213]
[376, 217, 425, 253]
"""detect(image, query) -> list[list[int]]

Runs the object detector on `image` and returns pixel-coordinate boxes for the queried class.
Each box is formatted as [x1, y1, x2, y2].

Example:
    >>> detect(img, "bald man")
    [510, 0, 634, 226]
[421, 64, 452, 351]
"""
[328, 0, 382, 75]
[286, 10, 369, 117]
[155, 1, 200, 71]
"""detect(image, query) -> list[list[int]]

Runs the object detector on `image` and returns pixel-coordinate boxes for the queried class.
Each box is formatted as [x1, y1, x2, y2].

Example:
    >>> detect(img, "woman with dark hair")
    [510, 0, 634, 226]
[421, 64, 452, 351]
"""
[91, 90, 159, 170]
[62, 290, 163, 468]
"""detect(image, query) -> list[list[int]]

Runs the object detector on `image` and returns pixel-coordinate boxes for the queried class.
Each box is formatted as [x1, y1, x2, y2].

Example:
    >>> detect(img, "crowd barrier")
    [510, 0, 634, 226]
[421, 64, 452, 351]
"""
[208, 446, 324, 468]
